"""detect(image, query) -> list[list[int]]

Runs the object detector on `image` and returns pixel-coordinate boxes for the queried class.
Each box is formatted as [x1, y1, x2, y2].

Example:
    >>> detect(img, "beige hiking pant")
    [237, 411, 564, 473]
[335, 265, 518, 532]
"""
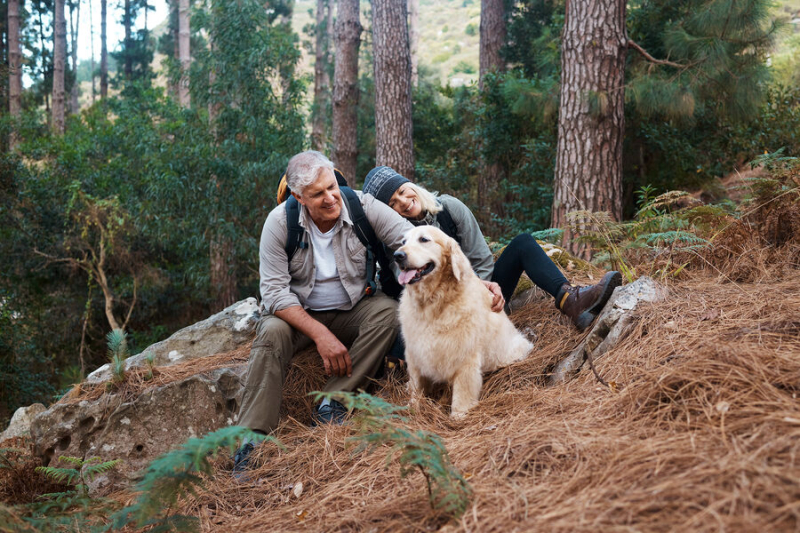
[238, 292, 398, 434]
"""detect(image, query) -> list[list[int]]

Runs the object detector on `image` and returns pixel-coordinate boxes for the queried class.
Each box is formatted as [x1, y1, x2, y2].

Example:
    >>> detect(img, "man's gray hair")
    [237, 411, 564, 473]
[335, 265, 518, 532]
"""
[285, 150, 334, 195]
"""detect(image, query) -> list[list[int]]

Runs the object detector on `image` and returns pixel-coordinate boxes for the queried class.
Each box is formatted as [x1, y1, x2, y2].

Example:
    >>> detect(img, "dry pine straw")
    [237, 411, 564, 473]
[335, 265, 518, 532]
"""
[127, 273, 799, 533]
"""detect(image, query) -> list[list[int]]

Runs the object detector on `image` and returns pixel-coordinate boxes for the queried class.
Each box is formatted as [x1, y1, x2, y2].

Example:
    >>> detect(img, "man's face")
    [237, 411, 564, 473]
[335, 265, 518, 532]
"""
[293, 168, 342, 231]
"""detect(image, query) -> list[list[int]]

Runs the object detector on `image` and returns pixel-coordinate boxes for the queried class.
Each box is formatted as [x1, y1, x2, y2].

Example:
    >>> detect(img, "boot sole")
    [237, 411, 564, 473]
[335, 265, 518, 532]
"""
[575, 271, 623, 331]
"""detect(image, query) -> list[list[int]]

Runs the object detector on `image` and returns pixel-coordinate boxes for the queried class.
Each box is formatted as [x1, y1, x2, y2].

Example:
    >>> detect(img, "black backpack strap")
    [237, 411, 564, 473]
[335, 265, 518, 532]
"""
[436, 204, 461, 245]
[284, 196, 307, 262]
[340, 187, 381, 296]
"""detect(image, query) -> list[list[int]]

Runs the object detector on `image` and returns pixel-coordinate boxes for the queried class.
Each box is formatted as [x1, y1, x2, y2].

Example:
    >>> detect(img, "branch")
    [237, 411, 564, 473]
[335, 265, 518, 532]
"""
[121, 276, 138, 331]
[628, 40, 685, 69]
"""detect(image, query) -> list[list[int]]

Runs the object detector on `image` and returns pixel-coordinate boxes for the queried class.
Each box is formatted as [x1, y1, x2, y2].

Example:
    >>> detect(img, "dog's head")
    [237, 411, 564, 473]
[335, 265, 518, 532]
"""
[393, 226, 473, 286]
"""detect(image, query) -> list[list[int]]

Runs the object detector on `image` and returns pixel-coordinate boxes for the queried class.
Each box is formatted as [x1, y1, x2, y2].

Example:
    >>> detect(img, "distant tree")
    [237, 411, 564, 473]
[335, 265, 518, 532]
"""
[89, 0, 96, 103]
[479, 0, 505, 89]
[100, 0, 107, 98]
[52, 0, 66, 134]
[178, 0, 189, 106]
[68, 0, 80, 113]
[8, 0, 22, 149]
[408, 0, 419, 85]
[311, 0, 332, 151]
[332, 0, 361, 185]
[372, 0, 414, 179]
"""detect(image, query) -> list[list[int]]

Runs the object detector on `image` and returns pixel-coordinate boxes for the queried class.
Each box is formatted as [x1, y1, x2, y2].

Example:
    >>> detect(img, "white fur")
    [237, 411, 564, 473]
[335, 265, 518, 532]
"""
[396, 226, 533, 418]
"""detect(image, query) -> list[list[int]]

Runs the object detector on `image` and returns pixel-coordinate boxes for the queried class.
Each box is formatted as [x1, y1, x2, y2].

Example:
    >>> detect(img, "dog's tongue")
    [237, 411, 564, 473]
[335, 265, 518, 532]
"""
[398, 269, 417, 286]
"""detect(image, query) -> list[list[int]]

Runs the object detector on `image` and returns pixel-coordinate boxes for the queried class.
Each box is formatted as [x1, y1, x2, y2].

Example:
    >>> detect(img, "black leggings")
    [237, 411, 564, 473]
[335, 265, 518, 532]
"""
[491, 234, 568, 302]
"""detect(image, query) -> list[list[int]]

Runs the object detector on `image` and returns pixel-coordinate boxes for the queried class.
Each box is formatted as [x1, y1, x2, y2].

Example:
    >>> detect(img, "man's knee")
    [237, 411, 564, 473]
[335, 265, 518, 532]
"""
[253, 314, 294, 348]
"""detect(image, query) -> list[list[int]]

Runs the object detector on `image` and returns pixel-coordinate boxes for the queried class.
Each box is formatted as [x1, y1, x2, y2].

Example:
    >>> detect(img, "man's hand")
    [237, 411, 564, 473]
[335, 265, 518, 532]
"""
[316, 330, 352, 377]
[481, 280, 505, 313]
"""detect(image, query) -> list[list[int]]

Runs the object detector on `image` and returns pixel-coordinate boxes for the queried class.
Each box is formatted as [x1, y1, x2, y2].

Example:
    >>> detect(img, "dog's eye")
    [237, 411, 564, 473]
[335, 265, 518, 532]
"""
[401, 239, 406, 245]
[419, 236, 429, 243]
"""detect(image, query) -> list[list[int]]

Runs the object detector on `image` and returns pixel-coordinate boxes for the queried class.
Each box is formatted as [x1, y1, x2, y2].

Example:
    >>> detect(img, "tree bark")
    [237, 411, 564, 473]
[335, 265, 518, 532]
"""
[210, 235, 236, 311]
[8, 0, 22, 150]
[52, 0, 67, 134]
[479, 0, 505, 90]
[178, 0, 191, 107]
[408, 0, 419, 85]
[332, 0, 361, 186]
[372, 0, 414, 180]
[311, 0, 331, 151]
[100, 0, 108, 98]
[69, 0, 80, 114]
[552, 0, 626, 258]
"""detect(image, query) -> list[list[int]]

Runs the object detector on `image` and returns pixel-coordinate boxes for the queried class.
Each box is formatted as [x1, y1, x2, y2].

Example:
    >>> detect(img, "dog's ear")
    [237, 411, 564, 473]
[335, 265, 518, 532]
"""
[447, 238, 472, 281]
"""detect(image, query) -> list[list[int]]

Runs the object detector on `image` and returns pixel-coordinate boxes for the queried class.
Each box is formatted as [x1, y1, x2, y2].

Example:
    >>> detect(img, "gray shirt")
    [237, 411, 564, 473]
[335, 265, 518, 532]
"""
[413, 194, 494, 281]
[259, 192, 413, 314]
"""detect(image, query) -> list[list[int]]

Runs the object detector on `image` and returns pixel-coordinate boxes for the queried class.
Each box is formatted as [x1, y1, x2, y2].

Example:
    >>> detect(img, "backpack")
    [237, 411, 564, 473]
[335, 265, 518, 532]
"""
[435, 204, 460, 245]
[281, 170, 403, 299]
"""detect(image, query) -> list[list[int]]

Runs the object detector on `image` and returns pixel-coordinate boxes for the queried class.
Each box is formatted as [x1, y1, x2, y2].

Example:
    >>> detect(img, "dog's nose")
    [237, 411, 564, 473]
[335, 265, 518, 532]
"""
[393, 250, 407, 265]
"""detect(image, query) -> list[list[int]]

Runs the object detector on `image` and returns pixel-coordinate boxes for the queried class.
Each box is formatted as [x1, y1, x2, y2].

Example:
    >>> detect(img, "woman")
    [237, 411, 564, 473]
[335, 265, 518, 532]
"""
[363, 166, 621, 331]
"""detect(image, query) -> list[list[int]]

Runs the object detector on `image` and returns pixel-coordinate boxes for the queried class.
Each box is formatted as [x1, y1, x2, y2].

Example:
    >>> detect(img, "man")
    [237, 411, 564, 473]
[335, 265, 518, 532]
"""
[233, 151, 413, 472]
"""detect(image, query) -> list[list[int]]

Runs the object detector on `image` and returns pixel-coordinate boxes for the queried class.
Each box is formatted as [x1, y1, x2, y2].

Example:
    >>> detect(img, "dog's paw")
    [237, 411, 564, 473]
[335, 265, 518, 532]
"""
[449, 410, 467, 420]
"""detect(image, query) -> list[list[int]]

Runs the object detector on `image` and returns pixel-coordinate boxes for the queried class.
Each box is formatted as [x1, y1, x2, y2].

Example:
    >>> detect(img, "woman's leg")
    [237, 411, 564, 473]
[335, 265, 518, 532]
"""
[491, 234, 568, 302]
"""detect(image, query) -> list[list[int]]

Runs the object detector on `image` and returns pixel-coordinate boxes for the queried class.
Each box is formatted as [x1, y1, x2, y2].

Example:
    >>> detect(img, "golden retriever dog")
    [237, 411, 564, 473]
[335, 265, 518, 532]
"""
[394, 226, 533, 419]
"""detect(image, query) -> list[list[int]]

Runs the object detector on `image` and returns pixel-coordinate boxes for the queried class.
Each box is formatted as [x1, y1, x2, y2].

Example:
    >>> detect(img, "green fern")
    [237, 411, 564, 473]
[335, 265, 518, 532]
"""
[113, 426, 277, 532]
[311, 391, 472, 518]
[530, 228, 564, 244]
[106, 329, 130, 384]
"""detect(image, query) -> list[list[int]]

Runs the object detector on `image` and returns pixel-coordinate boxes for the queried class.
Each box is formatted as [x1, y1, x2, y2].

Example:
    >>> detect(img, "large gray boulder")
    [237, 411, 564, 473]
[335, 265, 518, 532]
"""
[0, 403, 47, 442]
[30, 368, 245, 492]
[86, 298, 260, 384]
[549, 276, 666, 385]
[28, 298, 260, 493]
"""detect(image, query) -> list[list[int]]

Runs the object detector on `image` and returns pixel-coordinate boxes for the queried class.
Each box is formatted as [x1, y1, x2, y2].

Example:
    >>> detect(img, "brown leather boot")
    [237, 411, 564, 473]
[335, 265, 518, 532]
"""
[555, 271, 622, 331]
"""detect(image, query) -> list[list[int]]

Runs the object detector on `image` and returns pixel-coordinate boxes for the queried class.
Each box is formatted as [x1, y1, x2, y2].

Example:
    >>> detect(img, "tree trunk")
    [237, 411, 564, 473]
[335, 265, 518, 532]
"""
[8, 0, 22, 150]
[89, 0, 96, 103]
[552, 0, 626, 258]
[210, 236, 236, 311]
[372, 0, 414, 180]
[332, 0, 361, 186]
[123, 0, 132, 80]
[52, 0, 67, 134]
[311, 0, 331, 151]
[69, 0, 80, 114]
[100, 0, 108, 98]
[479, 0, 505, 90]
[178, 0, 191, 107]
[408, 0, 419, 85]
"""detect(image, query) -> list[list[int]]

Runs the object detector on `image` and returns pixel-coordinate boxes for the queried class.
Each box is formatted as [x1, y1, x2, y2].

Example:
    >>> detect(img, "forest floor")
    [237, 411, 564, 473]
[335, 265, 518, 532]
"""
[161, 260, 800, 532]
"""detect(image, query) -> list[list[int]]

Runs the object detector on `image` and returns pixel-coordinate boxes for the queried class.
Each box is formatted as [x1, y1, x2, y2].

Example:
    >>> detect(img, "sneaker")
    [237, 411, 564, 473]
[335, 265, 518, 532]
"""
[232, 442, 255, 477]
[555, 271, 622, 331]
[312, 400, 348, 426]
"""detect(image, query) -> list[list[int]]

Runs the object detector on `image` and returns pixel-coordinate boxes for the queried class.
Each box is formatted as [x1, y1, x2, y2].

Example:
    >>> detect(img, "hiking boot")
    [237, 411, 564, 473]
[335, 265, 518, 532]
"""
[232, 441, 255, 478]
[312, 400, 348, 426]
[555, 271, 622, 332]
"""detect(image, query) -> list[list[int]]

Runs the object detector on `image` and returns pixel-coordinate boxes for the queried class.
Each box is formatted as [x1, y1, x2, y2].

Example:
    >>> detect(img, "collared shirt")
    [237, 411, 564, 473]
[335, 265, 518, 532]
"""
[259, 192, 413, 314]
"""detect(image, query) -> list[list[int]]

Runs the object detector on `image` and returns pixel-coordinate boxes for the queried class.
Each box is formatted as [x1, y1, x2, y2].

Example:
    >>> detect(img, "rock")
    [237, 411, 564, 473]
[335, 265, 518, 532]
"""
[30, 369, 245, 493]
[86, 298, 260, 384]
[548, 277, 666, 386]
[1, 403, 47, 442]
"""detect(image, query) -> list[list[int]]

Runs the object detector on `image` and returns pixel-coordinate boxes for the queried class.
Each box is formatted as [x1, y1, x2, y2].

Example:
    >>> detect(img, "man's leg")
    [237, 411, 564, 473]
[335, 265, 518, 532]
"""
[322, 292, 400, 394]
[238, 314, 311, 434]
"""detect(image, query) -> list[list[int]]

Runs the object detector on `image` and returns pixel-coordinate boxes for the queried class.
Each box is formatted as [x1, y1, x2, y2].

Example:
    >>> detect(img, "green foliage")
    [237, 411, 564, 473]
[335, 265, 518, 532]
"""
[464, 22, 477, 36]
[113, 426, 278, 532]
[106, 329, 130, 385]
[311, 391, 472, 518]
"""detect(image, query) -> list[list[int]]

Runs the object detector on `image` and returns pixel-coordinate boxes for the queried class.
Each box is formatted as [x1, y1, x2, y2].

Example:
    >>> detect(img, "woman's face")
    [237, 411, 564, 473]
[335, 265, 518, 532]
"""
[388, 185, 423, 220]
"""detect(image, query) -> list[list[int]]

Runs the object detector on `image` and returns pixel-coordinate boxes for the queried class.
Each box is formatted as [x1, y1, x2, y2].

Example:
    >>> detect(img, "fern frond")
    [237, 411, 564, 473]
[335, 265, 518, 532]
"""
[635, 190, 698, 218]
[114, 426, 276, 531]
[35, 466, 82, 485]
[530, 228, 564, 244]
[85, 459, 123, 481]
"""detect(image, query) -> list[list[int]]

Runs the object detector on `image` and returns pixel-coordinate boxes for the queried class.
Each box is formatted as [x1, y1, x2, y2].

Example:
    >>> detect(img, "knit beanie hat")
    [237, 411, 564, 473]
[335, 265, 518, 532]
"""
[362, 166, 410, 205]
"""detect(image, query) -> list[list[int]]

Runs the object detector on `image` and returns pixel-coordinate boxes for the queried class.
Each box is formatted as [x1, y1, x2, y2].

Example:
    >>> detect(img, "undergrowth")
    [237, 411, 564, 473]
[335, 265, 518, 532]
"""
[312, 391, 472, 518]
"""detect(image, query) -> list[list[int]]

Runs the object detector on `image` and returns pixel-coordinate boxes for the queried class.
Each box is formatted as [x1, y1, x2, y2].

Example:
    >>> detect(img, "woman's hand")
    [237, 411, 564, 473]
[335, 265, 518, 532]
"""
[481, 280, 505, 313]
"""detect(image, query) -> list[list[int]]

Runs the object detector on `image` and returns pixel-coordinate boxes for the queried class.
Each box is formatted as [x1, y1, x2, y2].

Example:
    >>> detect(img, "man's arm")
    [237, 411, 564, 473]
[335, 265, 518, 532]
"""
[274, 306, 352, 378]
[361, 193, 414, 250]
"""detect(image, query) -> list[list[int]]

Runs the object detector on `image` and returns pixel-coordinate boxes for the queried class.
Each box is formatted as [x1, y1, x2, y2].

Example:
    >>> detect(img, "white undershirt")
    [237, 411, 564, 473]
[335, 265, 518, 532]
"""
[304, 222, 351, 311]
